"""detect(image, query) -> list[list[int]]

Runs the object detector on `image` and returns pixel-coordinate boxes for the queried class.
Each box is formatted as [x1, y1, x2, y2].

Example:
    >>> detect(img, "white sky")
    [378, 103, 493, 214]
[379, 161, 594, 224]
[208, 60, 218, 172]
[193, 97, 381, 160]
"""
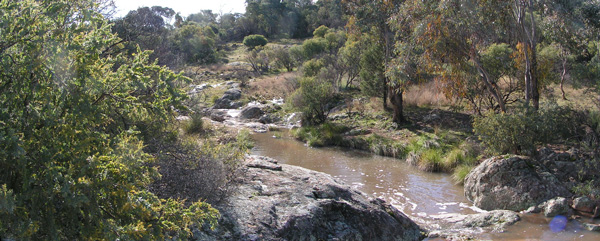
[113, 0, 247, 18]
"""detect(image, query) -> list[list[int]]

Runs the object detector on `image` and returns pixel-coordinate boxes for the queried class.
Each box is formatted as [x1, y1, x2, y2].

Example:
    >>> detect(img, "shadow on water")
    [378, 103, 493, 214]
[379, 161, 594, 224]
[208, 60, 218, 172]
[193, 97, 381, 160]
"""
[251, 131, 600, 240]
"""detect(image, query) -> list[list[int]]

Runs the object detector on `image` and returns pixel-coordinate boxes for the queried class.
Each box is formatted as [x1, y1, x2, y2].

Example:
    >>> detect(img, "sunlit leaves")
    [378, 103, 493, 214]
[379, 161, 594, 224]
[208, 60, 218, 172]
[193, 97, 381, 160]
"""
[0, 0, 213, 239]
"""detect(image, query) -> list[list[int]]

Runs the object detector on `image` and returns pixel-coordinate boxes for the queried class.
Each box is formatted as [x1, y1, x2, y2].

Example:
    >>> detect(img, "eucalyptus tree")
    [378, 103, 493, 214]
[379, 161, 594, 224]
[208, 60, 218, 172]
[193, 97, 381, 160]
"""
[343, 0, 404, 120]
[395, 0, 516, 113]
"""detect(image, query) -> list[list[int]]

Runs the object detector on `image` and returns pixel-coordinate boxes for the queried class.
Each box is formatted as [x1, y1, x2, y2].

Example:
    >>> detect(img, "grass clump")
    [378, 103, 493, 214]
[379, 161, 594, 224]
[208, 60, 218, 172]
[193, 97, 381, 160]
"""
[418, 148, 444, 172]
[183, 114, 205, 135]
[364, 134, 406, 158]
[291, 122, 349, 147]
[452, 164, 475, 185]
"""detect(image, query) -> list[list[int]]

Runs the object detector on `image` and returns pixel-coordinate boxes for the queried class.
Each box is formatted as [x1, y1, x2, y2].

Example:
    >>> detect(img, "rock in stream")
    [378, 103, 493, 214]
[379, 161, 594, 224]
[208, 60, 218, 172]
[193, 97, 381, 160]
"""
[196, 155, 424, 241]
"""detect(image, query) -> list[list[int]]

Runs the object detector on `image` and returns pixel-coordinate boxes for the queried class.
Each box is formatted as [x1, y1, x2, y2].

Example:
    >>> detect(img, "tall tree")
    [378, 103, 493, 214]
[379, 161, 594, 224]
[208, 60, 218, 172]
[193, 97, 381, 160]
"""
[343, 0, 403, 121]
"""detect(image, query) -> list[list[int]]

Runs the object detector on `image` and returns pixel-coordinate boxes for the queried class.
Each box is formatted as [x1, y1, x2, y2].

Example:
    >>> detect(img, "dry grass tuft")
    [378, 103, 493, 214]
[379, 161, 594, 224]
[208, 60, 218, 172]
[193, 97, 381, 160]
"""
[247, 72, 300, 100]
[404, 81, 450, 107]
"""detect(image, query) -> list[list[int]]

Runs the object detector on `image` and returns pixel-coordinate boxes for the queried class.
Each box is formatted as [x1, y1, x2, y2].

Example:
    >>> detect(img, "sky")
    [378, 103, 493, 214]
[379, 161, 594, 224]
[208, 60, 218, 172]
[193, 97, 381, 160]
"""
[113, 0, 247, 18]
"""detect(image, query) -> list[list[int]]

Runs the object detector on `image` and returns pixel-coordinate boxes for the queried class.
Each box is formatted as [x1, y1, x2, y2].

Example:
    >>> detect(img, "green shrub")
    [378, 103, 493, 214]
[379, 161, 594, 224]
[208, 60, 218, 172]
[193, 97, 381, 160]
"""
[313, 25, 330, 38]
[301, 37, 328, 59]
[473, 103, 576, 155]
[243, 34, 268, 49]
[302, 59, 325, 77]
[289, 77, 338, 126]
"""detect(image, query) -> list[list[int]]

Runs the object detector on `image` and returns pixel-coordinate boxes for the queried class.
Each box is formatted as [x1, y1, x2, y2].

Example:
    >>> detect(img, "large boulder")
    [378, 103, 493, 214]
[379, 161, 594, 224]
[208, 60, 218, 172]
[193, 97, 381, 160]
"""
[200, 156, 424, 241]
[239, 106, 264, 120]
[464, 156, 572, 211]
[213, 89, 243, 109]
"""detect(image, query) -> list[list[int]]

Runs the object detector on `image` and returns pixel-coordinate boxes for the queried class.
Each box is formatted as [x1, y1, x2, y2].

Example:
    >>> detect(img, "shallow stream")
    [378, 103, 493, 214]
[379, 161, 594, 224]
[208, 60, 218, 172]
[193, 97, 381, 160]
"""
[251, 131, 600, 240]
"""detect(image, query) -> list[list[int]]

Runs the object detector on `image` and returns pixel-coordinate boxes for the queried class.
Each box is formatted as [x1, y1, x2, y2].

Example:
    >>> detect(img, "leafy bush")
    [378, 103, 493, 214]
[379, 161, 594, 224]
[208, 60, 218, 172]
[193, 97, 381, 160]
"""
[301, 37, 328, 59]
[473, 103, 577, 155]
[150, 132, 247, 205]
[302, 59, 325, 77]
[243, 34, 268, 49]
[0, 1, 218, 239]
[313, 25, 330, 38]
[268, 47, 295, 72]
[289, 77, 338, 125]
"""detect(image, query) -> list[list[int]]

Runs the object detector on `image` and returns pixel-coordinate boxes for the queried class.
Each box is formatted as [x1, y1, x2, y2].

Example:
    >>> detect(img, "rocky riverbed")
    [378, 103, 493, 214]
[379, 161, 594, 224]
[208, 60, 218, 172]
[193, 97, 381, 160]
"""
[196, 156, 425, 240]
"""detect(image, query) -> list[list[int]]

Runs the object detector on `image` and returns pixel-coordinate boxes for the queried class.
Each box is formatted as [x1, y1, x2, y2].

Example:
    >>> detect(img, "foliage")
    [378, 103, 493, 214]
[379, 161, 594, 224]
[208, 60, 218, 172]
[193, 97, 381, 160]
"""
[301, 37, 328, 59]
[302, 59, 325, 77]
[171, 23, 220, 64]
[150, 126, 249, 204]
[0, 0, 217, 239]
[289, 77, 338, 126]
[112, 6, 177, 67]
[473, 103, 577, 155]
[268, 46, 295, 72]
[246, 47, 270, 73]
[313, 25, 330, 38]
[243, 34, 268, 49]
[359, 36, 385, 98]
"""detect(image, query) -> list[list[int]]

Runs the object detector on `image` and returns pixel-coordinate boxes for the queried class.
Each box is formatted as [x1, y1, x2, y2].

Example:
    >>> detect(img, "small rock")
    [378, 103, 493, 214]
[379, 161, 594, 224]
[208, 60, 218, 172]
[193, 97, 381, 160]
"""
[542, 197, 571, 217]
[176, 116, 191, 121]
[259, 114, 281, 124]
[456, 210, 521, 230]
[210, 111, 226, 122]
[246, 157, 282, 171]
[572, 196, 596, 213]
[583, 223, 600, 232]
[223, 88, 242, 100]
[213, 98, 233, 109]
[524, 205, 542, 214]
[240, 106, 264, 120]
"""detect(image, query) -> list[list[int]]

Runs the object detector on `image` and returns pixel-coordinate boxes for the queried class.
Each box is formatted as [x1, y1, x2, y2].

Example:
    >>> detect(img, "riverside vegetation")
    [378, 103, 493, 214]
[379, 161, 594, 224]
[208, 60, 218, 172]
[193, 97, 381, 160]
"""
[2, 0, 600, 239]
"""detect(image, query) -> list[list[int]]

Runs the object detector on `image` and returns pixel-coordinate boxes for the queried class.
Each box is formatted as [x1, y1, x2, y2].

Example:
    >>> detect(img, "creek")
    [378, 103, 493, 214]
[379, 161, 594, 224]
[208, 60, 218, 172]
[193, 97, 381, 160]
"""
[250, 131, 600, 240]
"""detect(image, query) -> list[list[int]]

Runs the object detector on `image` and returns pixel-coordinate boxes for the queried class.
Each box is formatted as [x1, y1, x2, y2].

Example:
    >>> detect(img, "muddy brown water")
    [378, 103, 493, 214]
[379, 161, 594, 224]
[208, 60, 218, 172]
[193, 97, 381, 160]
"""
[251, 132, 600, 240]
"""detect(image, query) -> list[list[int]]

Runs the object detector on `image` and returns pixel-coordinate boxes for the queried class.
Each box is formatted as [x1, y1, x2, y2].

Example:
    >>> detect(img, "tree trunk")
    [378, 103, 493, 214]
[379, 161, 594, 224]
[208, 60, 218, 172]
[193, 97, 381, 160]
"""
[389, 87, 404, 124]
[383, 77, 388, 109]
[472, 55, 507, 112]
[560, 58, 568, 100]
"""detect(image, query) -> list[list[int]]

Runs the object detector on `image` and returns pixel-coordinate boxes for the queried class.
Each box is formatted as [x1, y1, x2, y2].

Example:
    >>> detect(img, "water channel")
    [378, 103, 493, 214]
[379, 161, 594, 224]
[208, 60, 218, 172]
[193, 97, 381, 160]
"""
[250, 131, 600, 240]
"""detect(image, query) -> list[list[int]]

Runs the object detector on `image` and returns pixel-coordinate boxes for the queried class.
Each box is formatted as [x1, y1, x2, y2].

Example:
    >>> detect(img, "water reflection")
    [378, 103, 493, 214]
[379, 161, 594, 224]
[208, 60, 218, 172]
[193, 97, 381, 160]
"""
[251, 132, 600, 240]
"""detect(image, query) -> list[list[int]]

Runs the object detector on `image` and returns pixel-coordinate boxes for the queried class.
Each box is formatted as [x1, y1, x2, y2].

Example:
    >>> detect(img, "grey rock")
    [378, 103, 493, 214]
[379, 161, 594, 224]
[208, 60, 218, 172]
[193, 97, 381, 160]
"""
[464, 156, 572, 211]
[246, 156, 282, 171]
[456, 210, 520, 230]
[213, 89, 243, 109]
[572, 196, 596, 213]
[258, 114, 281, 124]
[213, 98, 233, 109]
[542, 197, 571, 217]
[223, 88, 242, 100]
[210, 110, 226, 122]
[201, 156, 424, 241]
[240, 106, 264, 120]
[583, 223, 600, 232]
